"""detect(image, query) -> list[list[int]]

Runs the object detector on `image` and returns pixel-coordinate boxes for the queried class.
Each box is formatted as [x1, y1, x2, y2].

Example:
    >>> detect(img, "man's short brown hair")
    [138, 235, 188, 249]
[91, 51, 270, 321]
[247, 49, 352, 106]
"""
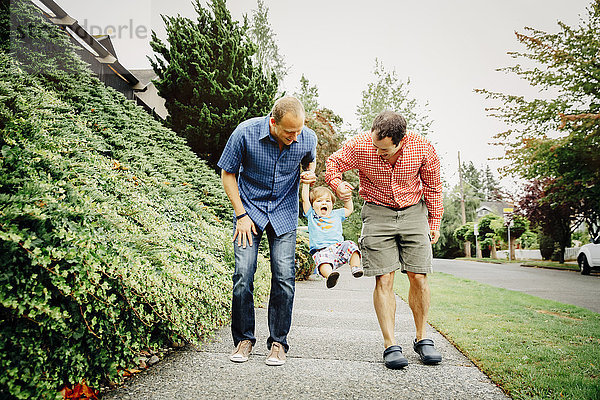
[272, 96, 305, 123]
[371, 110, 407, 145]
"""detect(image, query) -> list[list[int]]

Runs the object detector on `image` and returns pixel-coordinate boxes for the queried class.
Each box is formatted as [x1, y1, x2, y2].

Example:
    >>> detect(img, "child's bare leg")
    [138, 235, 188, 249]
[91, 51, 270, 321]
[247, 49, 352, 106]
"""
[349, 251, 363, 278]
[318, 263, 333, 278]
[349, 251, 361, 267]
[319, 263, 339, 288]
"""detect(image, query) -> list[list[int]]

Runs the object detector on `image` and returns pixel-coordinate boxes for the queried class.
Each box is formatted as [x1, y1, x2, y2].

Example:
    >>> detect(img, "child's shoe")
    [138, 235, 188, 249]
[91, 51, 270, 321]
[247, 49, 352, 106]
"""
[351, 265, 363, 278]
[326, 271, 340, 288]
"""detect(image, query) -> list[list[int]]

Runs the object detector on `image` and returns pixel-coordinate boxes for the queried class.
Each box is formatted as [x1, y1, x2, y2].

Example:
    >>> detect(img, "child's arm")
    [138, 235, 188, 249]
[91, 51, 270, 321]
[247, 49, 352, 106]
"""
[343, 195, 354, 218]
[301, 183, 311, 215]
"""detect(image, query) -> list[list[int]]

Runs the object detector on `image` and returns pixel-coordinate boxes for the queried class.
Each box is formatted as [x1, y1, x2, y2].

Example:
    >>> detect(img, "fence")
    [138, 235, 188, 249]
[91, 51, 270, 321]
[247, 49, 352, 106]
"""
[496, 247, 580, 261]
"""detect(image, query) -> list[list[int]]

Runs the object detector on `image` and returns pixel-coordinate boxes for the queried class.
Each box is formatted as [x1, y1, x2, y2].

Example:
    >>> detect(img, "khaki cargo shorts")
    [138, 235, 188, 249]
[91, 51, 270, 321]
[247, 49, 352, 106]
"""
[359, 201, 433, 277]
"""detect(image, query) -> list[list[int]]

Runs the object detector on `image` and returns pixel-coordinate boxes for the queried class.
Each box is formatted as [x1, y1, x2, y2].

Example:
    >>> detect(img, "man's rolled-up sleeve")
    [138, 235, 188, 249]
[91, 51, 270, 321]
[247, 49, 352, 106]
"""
[421, 144, 443, 231]
[325, 139, 358, 192]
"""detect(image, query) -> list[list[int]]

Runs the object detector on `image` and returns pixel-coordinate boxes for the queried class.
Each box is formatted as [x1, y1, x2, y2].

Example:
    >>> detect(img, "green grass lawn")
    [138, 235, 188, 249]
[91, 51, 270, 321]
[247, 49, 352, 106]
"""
[518, 261, 580, 272]
[394, 272, 600, 400]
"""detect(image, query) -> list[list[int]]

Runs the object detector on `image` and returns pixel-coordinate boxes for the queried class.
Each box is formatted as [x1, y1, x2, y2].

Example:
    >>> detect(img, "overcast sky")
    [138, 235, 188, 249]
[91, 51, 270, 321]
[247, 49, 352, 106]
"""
[50, 0, 591, 189]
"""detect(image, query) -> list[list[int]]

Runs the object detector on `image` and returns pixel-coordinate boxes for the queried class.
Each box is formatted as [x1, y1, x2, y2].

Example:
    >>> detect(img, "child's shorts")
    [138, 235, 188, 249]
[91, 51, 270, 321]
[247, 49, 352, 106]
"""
[312, 240, 360, 273]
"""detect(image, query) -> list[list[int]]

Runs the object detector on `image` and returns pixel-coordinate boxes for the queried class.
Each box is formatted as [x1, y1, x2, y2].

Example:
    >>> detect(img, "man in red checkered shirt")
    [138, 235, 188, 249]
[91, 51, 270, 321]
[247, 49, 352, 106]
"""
[325, 110, 443, 369]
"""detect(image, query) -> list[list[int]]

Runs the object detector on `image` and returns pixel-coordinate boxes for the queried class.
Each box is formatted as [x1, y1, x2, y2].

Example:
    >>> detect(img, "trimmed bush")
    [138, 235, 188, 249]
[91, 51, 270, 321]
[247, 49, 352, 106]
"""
[295, 232, 314, 280]
[539, 233, 554, 261]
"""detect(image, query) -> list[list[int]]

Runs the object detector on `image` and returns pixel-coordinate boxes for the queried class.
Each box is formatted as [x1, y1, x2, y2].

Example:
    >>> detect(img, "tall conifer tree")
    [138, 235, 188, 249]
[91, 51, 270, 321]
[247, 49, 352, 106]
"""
[248, 0, 287, 89]
[149, 0, 277, 167]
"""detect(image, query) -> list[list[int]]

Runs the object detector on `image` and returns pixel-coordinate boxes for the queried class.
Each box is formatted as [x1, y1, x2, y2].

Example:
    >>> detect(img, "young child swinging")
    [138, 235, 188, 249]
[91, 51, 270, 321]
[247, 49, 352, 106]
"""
[301, 182, 363, 288]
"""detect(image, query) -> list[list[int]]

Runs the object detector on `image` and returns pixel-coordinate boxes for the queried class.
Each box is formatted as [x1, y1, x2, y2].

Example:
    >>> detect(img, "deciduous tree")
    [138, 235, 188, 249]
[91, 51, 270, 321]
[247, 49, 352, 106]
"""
[495, 214, 529, 260]
[304, 108, 344, 186]
[477, 0, 600, 240]
[518, 179, 578, 263]
[356, 59, 433, 135]
[477, 213, 503, 259]
[295, 75, 320, 115]
[453, 221, 476, 258]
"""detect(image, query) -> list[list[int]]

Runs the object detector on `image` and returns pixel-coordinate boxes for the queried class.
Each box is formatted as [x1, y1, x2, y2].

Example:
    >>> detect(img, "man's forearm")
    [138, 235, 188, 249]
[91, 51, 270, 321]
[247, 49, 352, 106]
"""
[301, 183, 311, 214]
[324, 156, 344, 192]
[424, 197, 443, 232]
[301, 183, 310, 204]
[221, 170, 245, 216]
[343, 197, 354, 216]
[423, 185, 443, 232]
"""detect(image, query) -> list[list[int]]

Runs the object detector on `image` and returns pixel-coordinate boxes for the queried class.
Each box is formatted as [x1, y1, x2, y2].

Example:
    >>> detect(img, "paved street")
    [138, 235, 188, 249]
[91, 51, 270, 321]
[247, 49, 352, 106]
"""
[433, 259, 600, 313]
[103, 267, 508, 399]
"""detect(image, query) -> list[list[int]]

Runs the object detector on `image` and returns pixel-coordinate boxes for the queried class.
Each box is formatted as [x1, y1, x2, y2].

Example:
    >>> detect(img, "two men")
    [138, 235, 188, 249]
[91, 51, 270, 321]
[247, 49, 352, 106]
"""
[220, 100, 442, 368]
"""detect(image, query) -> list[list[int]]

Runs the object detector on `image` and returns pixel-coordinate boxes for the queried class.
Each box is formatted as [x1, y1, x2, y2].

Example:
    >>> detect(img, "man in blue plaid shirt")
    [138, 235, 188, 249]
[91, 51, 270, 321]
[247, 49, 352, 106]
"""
[218, 96, 317, 366]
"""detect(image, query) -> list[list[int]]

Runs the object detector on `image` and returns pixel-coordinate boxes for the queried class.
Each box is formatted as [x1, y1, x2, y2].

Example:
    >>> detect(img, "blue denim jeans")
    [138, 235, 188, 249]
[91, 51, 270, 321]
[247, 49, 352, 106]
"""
[231, 223, 296, 352]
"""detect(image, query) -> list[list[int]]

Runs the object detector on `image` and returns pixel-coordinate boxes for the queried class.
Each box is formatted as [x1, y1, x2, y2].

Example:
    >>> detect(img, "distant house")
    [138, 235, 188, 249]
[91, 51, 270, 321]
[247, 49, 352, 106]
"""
[32, 0, 167, 120]
[476, 201, 513, 220]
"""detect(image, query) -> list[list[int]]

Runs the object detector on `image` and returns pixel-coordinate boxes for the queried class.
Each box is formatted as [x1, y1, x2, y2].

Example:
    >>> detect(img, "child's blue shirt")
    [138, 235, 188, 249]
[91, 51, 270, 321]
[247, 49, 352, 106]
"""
[304, 207, 346, 252]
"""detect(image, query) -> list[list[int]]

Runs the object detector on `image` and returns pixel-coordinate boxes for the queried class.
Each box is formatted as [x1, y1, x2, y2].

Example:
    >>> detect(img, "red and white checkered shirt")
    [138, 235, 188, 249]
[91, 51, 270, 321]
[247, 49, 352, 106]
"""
[325, 131, 444, 231]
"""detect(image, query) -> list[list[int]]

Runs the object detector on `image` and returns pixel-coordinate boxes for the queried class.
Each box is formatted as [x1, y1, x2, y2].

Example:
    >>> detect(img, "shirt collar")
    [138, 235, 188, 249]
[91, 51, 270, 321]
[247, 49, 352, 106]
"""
[402, 131, 416, 145]
[313, 209, 332, 221]
[259, 115, 273, 142]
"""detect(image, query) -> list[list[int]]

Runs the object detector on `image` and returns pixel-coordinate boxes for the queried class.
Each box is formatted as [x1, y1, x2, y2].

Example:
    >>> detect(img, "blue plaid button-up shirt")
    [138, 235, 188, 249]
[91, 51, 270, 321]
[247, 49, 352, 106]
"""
[218, 115, 317, 236]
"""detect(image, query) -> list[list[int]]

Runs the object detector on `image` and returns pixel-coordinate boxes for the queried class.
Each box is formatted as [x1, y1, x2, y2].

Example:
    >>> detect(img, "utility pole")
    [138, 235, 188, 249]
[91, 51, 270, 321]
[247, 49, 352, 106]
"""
[474, 223, 481, 258]
[458, 151, 471, 257]
[503, 208, 514, 261]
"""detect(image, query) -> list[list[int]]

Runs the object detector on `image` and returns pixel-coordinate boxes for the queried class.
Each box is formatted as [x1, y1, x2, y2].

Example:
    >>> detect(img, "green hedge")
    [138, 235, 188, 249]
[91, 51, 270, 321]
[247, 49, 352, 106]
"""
[0, 1, 272, 398]
[294, 231, 314, 280]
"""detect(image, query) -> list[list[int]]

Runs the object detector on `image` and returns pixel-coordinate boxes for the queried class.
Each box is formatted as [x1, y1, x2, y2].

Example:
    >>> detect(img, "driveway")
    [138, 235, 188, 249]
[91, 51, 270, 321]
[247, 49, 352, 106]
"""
[433, 259, 600, 313]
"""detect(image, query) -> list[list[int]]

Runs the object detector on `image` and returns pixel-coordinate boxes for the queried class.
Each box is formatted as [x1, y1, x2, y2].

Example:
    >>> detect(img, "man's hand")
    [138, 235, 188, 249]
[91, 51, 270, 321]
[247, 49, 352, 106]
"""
[300, 170, 317, 185]
[233, 215, 257, 248]
[430, 230, 440, 244]
[336, 181, 354, 201]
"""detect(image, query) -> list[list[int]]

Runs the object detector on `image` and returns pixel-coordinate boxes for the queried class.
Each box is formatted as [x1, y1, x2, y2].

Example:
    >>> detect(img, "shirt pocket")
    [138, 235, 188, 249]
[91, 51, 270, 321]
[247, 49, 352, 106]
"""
[283, 146, 309, 169]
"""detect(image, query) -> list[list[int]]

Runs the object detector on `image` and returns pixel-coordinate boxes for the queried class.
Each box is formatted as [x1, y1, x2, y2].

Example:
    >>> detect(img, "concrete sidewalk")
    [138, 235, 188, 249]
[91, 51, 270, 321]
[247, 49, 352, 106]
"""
[103, 268, 508, 399]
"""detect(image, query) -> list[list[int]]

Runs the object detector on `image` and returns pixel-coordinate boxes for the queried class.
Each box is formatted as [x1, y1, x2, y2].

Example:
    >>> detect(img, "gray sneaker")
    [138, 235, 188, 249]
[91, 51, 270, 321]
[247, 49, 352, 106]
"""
[351, 265, 364, 278]
[265, 342, 286, 366]
[230, 340, 252, 363]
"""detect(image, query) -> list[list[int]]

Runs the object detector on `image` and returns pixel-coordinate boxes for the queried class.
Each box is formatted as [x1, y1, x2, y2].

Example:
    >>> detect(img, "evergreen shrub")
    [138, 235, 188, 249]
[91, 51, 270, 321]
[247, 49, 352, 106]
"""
[294, 233, 314, 280]
[539, 234, 555, 261]
[0, 1, 271, 398]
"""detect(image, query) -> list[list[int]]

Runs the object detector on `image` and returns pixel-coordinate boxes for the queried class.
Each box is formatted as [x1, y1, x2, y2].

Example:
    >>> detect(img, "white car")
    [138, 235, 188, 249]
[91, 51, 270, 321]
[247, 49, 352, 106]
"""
[577, 236, 600, 275]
